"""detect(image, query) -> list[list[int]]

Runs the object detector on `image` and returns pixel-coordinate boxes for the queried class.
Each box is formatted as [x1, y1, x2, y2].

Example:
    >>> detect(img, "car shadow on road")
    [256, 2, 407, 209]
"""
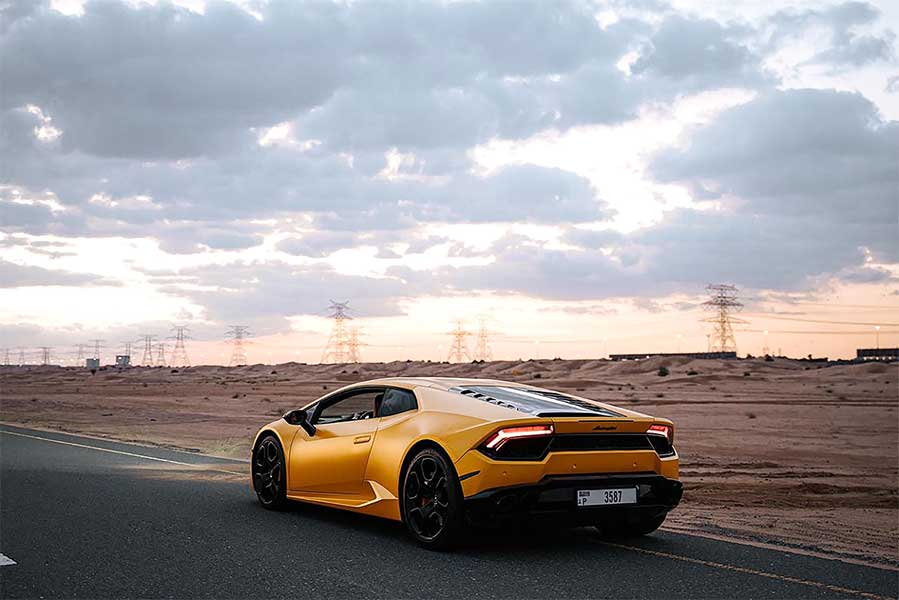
[269, 497, 626, 556]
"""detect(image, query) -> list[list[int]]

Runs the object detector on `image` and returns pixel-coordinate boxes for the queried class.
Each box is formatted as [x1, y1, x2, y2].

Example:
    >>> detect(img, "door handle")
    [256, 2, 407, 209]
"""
[354, 435, 371, 444]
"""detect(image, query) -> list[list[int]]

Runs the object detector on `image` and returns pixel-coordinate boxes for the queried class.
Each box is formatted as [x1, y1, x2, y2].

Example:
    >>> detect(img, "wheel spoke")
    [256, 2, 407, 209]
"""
[405, 471, 421, 500]
[404, 455, 452, 541]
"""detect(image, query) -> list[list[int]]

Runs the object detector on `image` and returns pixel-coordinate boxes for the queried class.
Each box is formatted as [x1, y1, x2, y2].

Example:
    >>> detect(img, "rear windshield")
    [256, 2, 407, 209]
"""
[452, 385, 622, 417]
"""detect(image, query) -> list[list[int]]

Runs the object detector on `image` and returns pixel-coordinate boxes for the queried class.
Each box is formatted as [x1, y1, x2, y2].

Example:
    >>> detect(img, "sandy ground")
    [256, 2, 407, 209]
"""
[2, 357, 897, 565]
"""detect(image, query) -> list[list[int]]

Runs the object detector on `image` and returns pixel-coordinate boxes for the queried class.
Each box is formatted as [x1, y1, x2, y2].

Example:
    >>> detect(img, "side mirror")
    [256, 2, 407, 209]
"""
[284, 409, 316, 436]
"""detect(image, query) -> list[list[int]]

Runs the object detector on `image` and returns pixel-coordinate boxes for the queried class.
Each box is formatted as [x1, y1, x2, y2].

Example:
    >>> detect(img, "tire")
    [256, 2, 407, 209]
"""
[400, 448, 465, 550]
[252, 435, 288, 510]
[597, 512, 666, 538]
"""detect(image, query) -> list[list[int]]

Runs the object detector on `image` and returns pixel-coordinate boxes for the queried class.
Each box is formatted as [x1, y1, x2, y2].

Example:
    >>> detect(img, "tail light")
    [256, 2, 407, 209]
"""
[480, 424, 554, 460]
[647, 424, 675, 457]
[647, 424, 673, 444]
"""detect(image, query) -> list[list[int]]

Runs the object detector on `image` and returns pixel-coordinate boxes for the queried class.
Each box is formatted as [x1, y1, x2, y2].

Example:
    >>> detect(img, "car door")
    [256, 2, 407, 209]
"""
[288, 388, 383, 496]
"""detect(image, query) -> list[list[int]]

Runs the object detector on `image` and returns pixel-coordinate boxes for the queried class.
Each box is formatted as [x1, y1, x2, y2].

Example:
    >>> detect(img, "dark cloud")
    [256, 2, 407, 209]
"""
[631, 15, 769, 88]
[0, 0, 770, 238]
[1, 0, 896, 337]
[650, 89, 898, 261]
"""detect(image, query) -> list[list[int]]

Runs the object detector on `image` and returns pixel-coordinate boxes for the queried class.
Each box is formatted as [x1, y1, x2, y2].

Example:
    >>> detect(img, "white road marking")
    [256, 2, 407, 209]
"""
[0, 431, 244, 476]
[0, 553, 16, 567]
[659, 526, 899, 572]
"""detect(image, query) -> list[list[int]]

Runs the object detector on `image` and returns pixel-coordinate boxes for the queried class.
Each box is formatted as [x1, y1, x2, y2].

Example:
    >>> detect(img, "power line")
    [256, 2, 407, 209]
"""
[739, 328, 899, 335]
[743, 314, 899, 327]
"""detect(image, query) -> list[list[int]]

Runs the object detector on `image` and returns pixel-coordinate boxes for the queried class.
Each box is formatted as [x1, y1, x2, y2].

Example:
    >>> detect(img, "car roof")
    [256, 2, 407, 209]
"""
[336, 376, 649, 420]
[349, 376, 523, 391]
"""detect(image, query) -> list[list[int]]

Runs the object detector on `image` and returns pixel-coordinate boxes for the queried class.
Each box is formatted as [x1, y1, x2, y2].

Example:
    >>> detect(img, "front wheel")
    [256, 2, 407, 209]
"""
[400, 448, 465, 550]
[252, 435, 287, 510]
[596, 512, 666, 538]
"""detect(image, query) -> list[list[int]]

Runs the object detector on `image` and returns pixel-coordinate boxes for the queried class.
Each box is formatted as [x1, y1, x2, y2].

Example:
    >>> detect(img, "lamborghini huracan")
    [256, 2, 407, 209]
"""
[251, 377, 682, 549]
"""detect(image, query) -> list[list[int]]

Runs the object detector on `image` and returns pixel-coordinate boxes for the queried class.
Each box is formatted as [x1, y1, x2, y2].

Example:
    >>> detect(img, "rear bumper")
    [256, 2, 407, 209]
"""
[464, 473, 683, 527]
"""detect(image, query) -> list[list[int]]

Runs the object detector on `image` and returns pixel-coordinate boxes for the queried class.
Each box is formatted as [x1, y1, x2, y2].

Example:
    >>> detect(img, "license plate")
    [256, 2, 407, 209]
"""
[577, 487, 637, 507]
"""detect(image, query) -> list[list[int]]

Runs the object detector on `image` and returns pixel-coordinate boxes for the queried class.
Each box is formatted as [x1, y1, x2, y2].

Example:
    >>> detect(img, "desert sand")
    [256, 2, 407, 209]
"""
[2, 357, 896, 565]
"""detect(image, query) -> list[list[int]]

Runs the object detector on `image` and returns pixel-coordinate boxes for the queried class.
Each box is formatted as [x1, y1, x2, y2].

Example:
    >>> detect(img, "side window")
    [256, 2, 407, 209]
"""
[378, 388, 418, 418]
[314, 390, 381, 424]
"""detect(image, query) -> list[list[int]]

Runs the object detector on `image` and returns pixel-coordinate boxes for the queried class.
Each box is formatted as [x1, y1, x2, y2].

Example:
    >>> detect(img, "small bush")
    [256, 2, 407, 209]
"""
[657, 366, 669, 377]
[687, 370, 698, 376]
[171, 369, 179, 373]
[764, 355, 775, 362]
[655, 393, 665, 398]
[743, 371, 751, 377]
[533, 373, 542, 379]
[746, 412, 757, 419]
[232, 393, 240, 399]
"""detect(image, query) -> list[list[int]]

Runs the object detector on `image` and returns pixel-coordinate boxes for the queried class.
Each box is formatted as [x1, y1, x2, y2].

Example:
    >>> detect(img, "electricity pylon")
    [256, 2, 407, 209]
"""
[75, 343, 87, 363]
[89, 339, 104, 364]
[321, 301, 352, 363]
[472, 316, 494, 361]
[170, 325, 191, 367]
[1, 348, 9, 366]
[17, 347, 25, 365]
[40, 346, 52, 365]
[156, 342, 167, 367]
[120, 341, 133, 357]
[447, 320, 471, 363]
[226, 326, 251, 366]
[701, 284, 747, 353]
[347, 326, 364, 363]
[139, 334, 157, 366]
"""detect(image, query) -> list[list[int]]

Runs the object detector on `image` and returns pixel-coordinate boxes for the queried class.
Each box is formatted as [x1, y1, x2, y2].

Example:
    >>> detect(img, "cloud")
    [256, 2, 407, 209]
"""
[0, 259, 116, 287]
[768, 1, 896, 69]
[149, 261, 414, 333]
[650, 88, 898, 261]
[631, 15, 769, 88]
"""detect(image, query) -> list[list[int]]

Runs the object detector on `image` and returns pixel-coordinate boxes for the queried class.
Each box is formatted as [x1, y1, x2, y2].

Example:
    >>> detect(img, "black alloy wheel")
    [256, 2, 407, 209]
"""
[401, 448, 464, 549]
[253, 436, 287, 509]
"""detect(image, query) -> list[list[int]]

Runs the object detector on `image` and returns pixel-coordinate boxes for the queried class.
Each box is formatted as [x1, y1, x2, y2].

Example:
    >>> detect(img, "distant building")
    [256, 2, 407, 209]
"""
[856, 348, 898, 362]
[609, 351, 737, 361]
[85, 358, 100, 369]
[115, 355, 131, 367]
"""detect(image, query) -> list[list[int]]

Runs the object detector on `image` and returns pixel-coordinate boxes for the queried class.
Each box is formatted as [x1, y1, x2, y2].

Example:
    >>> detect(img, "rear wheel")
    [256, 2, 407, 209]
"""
[252, 435, 287, 510]
[401, 448, 464, 550]
[597, 513, 666, 538]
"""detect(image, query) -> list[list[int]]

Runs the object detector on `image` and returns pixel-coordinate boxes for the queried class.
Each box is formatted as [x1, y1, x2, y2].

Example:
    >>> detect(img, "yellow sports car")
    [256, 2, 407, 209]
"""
[251, 377, 681, 549]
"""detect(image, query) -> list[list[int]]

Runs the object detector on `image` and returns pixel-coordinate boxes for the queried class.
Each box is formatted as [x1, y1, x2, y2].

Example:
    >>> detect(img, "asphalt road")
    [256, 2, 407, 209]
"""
[1, 424, 896, 599]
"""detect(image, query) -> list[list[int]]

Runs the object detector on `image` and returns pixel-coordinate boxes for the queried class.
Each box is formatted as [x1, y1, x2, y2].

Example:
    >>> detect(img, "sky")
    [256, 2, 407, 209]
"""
[1, 0, 898, 365]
